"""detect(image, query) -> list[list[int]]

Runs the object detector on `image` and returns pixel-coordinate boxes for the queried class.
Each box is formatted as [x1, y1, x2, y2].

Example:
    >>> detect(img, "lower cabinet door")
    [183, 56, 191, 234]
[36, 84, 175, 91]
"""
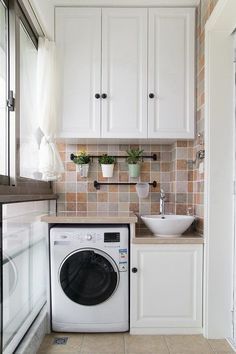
[130, 244, 203, 332]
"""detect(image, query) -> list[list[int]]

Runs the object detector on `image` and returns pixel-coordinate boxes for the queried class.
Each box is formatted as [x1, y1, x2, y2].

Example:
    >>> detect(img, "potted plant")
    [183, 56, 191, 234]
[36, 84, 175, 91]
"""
[126, 148, 144, 177]
[98, 154, 116, 178]
[71, 151, 91, 177]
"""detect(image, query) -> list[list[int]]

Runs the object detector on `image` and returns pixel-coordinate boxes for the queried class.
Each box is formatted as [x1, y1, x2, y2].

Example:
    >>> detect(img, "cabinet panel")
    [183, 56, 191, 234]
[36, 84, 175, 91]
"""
[102, 8, 148, 138]
[148, 8, 195, 139]
[131, 244, 202, 332]
[56, 8, 101, 138]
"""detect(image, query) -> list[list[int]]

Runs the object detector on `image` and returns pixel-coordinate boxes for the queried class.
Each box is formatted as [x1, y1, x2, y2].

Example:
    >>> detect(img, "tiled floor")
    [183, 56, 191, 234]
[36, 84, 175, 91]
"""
[37, 333, 235, 354]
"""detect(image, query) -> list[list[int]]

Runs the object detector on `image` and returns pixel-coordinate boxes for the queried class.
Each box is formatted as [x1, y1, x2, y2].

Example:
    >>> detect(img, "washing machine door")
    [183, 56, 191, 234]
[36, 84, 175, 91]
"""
[59, 248, 119, 306]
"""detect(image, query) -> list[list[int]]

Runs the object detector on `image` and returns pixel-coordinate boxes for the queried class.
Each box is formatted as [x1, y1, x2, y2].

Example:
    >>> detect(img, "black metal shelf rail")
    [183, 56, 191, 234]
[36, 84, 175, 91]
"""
[71, 153, 157, 161]
[94, 180, 157, 190]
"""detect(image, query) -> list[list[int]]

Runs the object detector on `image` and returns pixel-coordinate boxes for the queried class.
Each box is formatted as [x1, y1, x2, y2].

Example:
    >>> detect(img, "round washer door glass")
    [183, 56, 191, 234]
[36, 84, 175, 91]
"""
[59, 249, 119, 306]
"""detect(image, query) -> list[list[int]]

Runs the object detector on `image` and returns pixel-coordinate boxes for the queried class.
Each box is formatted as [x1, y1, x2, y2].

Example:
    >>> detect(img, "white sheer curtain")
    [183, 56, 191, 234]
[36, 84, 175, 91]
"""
[37, 37, 64, 181]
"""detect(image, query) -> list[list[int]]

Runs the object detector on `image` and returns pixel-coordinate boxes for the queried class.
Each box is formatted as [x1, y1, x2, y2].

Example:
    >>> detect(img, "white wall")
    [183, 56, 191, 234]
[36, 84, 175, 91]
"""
[204, 0, 236, 339]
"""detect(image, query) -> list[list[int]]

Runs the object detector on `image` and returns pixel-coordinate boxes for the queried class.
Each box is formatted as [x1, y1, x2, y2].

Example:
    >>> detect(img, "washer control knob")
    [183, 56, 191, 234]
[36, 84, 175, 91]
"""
[86, 234, 93, 241]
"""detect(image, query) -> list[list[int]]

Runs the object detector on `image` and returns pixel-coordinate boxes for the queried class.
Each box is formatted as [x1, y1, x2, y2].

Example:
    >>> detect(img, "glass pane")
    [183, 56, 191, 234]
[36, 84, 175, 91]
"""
[60, 250, 118, 305]
[3, 227, 30, 350]
[0, 1, 8, 176]
[19, 23, 39, 179]
[2, 200, 55, 353]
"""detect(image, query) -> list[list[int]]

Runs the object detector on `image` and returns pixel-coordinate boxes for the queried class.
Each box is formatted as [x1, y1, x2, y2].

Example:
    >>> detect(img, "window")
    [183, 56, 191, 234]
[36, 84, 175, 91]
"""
[0, 0, 51, 191]
[0, 0, 8, 183]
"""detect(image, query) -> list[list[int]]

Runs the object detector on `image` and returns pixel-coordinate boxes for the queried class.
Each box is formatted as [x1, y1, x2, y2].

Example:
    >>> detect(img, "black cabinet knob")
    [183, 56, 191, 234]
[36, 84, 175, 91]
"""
[102, 93, 107, 99]
[149, 93, 155, 98]
[95, 93, 100, 99]
[132, 267, 138, 273]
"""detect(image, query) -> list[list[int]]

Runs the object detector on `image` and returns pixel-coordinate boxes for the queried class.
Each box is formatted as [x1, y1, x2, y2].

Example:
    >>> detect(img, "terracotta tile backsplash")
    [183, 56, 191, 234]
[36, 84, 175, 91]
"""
[54, 141, 204, 232]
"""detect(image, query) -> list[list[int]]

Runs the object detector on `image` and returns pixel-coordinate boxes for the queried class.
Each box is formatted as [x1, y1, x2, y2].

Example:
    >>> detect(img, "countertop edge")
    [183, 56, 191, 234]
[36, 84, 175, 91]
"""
[132, 233, 204, 244]
[132, 238, 204, 244]
[41, 215, 138, 224]
[0, 194, 58, 204]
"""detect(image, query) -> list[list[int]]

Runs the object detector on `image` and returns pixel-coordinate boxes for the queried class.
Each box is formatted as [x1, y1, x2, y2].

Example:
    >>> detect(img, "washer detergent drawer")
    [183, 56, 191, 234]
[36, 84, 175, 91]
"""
[50, 225, 129, 332]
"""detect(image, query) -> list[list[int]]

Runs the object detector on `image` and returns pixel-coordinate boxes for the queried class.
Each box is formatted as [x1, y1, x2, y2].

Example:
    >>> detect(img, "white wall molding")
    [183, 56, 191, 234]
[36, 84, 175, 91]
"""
[29, 0, 200, 39]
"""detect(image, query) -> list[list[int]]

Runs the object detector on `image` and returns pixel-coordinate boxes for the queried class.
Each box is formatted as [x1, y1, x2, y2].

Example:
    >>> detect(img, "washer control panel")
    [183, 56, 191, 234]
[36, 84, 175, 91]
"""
[56, 232, 103, 243]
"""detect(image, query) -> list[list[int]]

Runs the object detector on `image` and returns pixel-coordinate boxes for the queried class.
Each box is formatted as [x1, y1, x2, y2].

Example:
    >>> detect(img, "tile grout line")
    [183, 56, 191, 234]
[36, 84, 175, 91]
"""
[163, 335, 171, 354]
[78, 334, 85, 354]
[206, 338, 216, 353]
[123, 332, 126, 354]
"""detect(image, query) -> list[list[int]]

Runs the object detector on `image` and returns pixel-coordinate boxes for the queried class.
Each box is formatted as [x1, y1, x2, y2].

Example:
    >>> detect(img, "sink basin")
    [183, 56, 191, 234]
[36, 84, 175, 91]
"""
[141, 215, 195, 237]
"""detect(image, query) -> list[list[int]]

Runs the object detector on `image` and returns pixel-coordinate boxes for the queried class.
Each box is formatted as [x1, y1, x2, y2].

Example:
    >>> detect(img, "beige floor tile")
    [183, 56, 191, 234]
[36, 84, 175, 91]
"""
[165, 335, 213, 353]
[171, 352, 213, 354]
[208, 339, 234, 353]
[124, 334, 169, 354]
[37, 333, 83, 353]
[214, 352, 236, 354]
[38, 350, 78, 354]
[81, 333, 125, 353]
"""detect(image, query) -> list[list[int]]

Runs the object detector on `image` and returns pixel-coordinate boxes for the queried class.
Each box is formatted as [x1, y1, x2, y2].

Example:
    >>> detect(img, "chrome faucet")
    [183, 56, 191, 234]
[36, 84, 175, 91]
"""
[160, 189, 166, 218]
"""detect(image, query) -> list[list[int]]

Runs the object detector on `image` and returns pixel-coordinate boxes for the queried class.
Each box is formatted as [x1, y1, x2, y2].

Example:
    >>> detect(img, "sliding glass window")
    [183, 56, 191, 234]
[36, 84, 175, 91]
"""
[0, 0, 9, 184]
[0, 0, 51, 191]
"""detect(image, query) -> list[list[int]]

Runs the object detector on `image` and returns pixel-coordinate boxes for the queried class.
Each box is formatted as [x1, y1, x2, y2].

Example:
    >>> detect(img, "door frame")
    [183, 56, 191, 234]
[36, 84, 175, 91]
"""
[204, 0, 236, 339]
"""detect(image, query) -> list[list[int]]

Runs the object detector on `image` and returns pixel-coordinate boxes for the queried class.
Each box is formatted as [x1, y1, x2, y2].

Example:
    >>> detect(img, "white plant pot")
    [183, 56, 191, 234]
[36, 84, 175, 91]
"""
[77, 163, 89, 178]
[101, 164, 114, 178]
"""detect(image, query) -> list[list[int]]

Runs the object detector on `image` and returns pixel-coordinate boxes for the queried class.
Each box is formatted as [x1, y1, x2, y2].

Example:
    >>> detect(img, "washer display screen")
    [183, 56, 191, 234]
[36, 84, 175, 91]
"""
[104, 232, 120, 242]
[59, 249, 118, 306]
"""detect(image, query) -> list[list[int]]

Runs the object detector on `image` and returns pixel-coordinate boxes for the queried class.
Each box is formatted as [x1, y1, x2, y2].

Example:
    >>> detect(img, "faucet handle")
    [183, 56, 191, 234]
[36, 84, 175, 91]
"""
[160, 189, 165, 199]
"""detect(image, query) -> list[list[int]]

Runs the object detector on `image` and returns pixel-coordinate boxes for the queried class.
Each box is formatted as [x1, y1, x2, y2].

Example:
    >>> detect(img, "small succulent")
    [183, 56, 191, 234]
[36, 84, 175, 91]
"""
[98, 154, 116, 165]
[71, 151, 90, 164]
[126, 148, 144, 164]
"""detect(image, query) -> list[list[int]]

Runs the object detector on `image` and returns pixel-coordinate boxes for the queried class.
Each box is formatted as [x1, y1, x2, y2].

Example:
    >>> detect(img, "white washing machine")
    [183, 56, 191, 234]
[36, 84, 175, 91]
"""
[50, 225, 129, 332]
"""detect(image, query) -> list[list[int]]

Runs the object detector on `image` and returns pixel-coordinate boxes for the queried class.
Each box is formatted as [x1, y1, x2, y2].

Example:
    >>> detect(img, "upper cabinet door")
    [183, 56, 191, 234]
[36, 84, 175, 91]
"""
[101, 8, 148, 138]
[56, 8, 101, 138]
[148, 8, 195, 139]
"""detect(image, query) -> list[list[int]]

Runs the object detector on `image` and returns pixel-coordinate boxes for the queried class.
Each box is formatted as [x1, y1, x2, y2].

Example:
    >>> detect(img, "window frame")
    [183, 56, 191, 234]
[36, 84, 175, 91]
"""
[0, 0, 52, 193]
[0, 0, 10, 185]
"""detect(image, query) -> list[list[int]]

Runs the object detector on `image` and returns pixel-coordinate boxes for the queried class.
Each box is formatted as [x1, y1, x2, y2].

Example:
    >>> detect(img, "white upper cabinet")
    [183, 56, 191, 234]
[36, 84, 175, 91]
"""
[148, 8, 195, 139]
[56, 8, 101, 138]
[101, 8, 148, 138]
[55, 7, 195, 140]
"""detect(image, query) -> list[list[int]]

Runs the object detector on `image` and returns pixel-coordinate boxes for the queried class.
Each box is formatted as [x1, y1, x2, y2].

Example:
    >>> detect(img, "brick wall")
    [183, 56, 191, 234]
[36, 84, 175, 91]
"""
[193, 0, 219, 232]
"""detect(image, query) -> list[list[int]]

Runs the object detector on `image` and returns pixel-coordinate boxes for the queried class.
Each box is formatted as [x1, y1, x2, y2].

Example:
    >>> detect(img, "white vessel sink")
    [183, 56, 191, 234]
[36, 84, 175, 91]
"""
[141, 214, 195, 237]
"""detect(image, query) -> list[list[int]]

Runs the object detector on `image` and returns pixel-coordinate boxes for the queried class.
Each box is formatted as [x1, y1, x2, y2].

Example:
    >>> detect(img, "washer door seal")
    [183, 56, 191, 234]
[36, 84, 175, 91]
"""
[59, 248, 119, 306]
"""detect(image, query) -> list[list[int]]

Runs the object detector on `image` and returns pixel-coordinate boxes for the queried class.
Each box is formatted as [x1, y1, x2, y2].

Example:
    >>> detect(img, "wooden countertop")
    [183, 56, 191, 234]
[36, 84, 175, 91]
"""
[41, 212, 138, 224]
[133, 231, 204, 244]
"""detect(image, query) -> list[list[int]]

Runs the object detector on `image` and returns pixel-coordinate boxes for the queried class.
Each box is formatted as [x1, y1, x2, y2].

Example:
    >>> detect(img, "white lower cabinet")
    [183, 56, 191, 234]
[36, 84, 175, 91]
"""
[130, 244, 203, 334]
